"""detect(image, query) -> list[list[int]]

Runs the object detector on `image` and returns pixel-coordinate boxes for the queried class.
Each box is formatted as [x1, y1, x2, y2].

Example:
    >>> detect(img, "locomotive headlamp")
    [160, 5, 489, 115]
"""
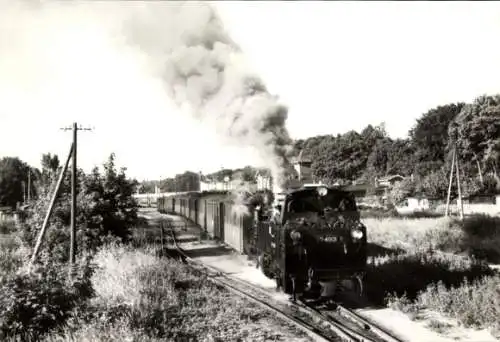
[290, 230, 302, 241]
[351, 229, 364, 240]
[317, 186, 328, 197]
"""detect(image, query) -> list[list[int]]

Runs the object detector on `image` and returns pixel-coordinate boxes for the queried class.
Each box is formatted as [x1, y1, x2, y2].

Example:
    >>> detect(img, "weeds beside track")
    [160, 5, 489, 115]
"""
[162, 216, 408, 342]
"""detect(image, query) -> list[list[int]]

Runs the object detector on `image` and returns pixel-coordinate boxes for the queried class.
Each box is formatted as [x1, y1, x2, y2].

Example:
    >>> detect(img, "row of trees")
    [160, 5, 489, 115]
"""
[141, 94, 499, 199]
[24, 153, 139, 261]
[0, 153, 62, 208]
[0, 153, 140, 339]
[0, 152, 139, 260]
[137, 166, 260, 194]
[294, 95, 500, 199]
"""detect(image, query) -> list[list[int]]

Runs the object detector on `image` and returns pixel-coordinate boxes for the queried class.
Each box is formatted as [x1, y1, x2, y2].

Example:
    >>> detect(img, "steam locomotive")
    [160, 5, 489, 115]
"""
[158, 184, 367, 299]
[253, 185, 367, 298]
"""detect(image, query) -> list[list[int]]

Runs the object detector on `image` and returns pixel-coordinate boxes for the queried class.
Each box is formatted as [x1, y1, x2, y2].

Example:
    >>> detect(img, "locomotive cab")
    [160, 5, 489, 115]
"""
[256, 186, 367, 298]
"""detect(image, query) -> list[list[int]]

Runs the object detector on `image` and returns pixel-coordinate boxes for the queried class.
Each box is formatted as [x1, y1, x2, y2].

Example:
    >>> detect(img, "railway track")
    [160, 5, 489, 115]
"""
[162, 218, 406, 342]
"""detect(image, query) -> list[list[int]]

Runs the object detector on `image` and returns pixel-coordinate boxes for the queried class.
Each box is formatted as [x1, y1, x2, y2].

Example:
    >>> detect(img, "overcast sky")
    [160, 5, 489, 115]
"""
[1, 1, 500, 180]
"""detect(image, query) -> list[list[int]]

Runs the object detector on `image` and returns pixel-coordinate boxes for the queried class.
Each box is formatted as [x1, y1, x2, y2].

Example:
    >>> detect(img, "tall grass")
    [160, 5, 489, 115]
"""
[42, 244, 310, 342]
[2, 242, 310, 341]
[364, 214, 500, 263]
[0, 220, 16, 234]
[386, 275, 500, 337]
[364, 214, 500, 336]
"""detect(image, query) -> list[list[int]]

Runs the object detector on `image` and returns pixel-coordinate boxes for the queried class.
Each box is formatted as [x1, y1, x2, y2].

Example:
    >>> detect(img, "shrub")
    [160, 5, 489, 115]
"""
[0, 236, 28, 276]
[365, 251, 494, 306]
[45, 245, 309, 342]
[386, 275, 500, 337]
[365, 214, 500, 263]
[0, 256, 95, 340]
[19, 153, 139, 263]
[0, 220, 16, 234]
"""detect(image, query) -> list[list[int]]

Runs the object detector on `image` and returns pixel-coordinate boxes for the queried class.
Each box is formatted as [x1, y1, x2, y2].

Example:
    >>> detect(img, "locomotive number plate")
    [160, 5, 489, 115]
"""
[321, 236, 338, 243]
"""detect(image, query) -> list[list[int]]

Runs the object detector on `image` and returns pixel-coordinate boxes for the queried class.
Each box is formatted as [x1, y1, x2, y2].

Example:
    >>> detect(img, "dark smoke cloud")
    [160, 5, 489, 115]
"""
[122, 1, 295, 191]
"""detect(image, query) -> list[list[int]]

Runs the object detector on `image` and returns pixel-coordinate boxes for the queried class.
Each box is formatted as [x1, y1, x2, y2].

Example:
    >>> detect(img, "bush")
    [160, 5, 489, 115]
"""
[365, 251, 494, 306]
[0, 235, 28, 276]
[19, 153, 139, 263]
[0, 220, 16, 234]
[386, 275, 500, 337]
[42, 245, 309, 342]
[365, 214, 500, 263]
[0, 256, 95, 340]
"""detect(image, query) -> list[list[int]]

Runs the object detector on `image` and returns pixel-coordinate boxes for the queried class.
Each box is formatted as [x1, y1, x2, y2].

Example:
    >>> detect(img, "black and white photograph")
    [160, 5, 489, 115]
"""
[0, 1, 499, 341]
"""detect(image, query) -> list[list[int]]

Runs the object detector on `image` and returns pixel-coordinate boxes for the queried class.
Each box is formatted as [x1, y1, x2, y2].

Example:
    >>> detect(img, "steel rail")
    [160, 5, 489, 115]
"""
[162, 216, 406, 342]
[163, 218, 338, 342]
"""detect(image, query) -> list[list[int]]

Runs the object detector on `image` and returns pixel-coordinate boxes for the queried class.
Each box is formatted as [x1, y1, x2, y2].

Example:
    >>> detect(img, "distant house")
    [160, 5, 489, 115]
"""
[395, 196, 431, 214]
[0, 206, 13, 221]
[377, 175, 405, 187]
[343, 174, 406, 199]
[256, 170, 273, 191]
[0, 206, 21, 223]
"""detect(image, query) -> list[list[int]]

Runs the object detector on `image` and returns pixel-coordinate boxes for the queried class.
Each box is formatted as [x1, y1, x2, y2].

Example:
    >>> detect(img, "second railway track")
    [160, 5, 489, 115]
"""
[161, 218, 406, 342]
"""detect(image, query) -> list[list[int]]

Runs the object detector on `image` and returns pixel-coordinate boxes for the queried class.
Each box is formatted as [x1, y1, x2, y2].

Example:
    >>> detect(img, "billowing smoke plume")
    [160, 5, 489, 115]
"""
[122, 1, 295, 193]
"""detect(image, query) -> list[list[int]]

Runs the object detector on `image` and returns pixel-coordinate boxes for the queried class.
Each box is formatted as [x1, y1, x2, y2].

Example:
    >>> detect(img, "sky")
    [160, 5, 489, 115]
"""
[1, 1, 500, 181]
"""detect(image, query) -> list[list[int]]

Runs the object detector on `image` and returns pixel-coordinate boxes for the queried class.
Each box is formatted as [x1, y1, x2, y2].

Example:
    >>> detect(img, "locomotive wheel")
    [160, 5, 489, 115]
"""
[275, 274, 282, 291]
[256, 253, 262, 269]
[260, 254, 274, 279]
[353, 274, 364, 297]
[281, 272, 293, 294]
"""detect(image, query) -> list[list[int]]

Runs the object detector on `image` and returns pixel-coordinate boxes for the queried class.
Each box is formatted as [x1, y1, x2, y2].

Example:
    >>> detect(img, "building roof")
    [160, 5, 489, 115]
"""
[378, 174, 404, 183]
[342, 183, 389, 192]
[255, 169, 272, 178]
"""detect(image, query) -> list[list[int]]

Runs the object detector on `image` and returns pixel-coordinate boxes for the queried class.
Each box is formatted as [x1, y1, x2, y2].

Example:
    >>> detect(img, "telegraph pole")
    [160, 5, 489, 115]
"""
[445, 148, 456, 217]
[444, 144, 464, 219]
[60, 122, 92, 276]
[455, 146, 464, 220]
[27, 169, 31, 202]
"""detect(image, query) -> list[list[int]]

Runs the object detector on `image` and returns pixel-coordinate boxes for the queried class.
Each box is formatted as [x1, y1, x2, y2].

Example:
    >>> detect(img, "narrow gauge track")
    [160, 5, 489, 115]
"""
[162, 218, 406, 342]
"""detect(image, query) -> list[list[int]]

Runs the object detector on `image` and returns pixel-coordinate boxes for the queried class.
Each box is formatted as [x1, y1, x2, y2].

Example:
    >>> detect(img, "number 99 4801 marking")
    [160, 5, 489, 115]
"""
[320, 236, 339, 243]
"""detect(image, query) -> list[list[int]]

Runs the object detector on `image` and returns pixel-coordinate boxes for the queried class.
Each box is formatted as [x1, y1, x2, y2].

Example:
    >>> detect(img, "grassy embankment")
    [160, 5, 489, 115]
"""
[0, 220, 310, 342]
[362, 213, 500, 337]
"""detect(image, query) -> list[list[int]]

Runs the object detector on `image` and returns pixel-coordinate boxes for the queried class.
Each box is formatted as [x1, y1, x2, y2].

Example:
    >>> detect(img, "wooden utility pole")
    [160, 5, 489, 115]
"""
[455, 148, 464, 220]
[445, 148, 456, 217]
[444, 145, 464, 219]
[60, 123, 92, 276]
[27, 170, 31, 202]
[30, 143, 73, 267]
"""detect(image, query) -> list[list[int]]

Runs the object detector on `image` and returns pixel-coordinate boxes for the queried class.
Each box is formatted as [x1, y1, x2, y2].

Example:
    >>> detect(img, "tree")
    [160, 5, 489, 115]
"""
[81, 153, 139, 245]
[41, 153, 60, 179]
[409, 102, 465, 168]
[138, 180, 158, 194]
[385, 139, 415, 176]
[20, 153, 139, 261]
[388, 178, 417, 205]
[448, 95, 500, 190]
[0, 157, 33, 208]
[415, 168, 449, 199]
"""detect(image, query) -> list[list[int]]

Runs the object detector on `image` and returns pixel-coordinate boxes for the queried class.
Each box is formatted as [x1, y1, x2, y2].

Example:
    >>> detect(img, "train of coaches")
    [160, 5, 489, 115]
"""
[157, 186, 368, 297]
